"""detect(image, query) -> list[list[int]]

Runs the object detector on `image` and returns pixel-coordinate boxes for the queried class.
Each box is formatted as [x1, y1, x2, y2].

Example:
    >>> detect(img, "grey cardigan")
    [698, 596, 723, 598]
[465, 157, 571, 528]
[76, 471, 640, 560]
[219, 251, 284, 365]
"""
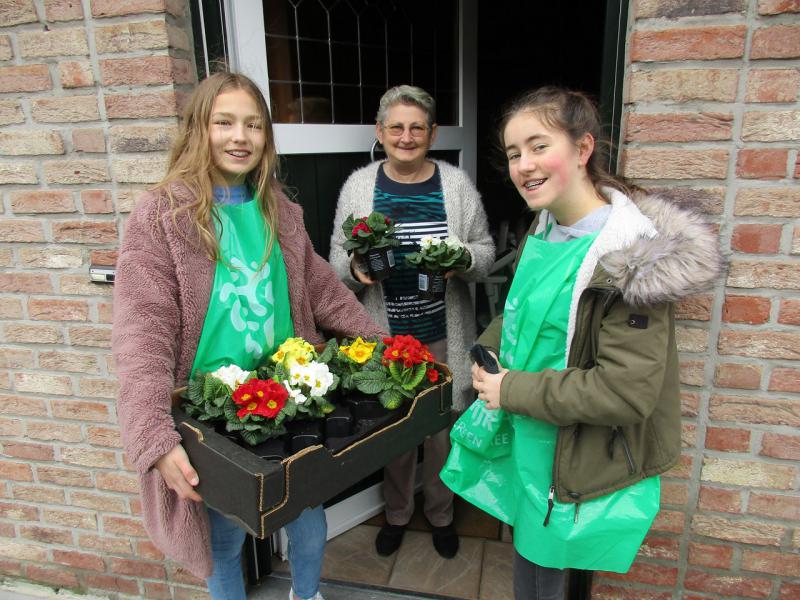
[329, 160, 495, 409]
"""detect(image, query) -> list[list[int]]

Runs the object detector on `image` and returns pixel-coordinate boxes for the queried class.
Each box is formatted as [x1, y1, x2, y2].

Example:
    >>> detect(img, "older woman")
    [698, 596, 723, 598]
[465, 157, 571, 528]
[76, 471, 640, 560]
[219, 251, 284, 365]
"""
[330, 85, 494, 559]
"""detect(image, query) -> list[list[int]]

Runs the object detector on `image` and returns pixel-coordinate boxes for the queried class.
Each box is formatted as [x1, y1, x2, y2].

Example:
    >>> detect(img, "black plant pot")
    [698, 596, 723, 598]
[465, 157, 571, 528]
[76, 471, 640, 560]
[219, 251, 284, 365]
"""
[364, 247, 395, 281]
[286, 420, 324, 454]
[250, 437, 288, 462]
[324, 406, 353, 438]
[417, 267, 446, 301]
[213, 421, 243, 445]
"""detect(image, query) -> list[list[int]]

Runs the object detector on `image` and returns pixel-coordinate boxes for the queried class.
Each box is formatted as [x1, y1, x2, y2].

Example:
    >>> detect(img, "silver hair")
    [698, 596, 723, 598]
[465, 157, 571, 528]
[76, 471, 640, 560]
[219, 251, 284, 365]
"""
[375, 85, 436, 127]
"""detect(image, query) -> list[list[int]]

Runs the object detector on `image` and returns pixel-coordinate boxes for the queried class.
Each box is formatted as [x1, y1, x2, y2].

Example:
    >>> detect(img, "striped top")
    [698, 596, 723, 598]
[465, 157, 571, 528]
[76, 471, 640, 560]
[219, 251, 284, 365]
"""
[373, 164, 447, 344]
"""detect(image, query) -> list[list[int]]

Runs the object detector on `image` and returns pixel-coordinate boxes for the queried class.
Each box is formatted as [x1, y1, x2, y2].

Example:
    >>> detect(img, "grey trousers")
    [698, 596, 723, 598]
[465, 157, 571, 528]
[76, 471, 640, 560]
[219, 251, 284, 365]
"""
[513, 550, 565, 600]
[382, 338, 454, 528]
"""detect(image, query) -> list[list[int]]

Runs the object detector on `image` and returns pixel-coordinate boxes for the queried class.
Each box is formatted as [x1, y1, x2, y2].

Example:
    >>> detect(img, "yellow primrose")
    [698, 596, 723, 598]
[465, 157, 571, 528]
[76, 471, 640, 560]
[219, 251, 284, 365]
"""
[340, 336, 377, 364]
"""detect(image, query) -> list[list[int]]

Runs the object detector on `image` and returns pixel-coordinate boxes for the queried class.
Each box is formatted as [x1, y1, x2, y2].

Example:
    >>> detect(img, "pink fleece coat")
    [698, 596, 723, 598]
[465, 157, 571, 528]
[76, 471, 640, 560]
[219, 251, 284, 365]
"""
[112, 183, 383, 578]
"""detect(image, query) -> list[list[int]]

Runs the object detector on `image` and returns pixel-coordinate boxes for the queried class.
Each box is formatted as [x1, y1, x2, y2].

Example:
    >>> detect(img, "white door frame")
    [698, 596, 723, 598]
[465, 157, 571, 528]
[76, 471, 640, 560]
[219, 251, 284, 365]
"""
[223, 0, 477, 177]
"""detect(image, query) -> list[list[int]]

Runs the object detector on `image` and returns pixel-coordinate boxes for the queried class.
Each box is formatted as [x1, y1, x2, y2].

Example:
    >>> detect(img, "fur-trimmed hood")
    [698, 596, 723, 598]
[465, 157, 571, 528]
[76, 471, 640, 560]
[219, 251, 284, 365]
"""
[599, 190, 725, 306]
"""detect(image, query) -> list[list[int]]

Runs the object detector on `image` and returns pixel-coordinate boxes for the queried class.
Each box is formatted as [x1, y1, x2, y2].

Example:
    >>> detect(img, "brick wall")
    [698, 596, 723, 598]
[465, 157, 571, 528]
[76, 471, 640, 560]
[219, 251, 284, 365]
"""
[0, 0, 201, 597]
[594, 0, 800, 598]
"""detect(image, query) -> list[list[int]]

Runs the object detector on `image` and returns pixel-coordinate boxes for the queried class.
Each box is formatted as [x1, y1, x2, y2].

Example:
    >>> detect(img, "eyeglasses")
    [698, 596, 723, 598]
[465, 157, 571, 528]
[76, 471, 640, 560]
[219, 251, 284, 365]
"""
[382, 123, 429, 138]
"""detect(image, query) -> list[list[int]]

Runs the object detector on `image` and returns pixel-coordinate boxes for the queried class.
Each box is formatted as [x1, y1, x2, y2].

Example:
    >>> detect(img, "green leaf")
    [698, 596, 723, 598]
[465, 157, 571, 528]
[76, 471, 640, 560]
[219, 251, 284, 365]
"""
[388, 360, 402, 381]
[379, 388, 404, 410]
[318, 338, 338, 363]
[403, 363, 428, 390]
[352, 370, 387, 395]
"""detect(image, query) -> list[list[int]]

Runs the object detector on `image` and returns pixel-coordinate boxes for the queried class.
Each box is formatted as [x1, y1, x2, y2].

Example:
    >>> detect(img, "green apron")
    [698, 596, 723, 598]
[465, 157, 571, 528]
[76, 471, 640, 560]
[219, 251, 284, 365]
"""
[442, 228, 660, 573]
[191, 196, 294, 375]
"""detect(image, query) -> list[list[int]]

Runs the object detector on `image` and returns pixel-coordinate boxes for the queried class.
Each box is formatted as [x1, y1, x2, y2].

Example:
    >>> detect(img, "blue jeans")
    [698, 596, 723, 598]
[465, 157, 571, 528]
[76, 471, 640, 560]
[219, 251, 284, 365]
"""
[513, 549, 565, 600]
[206, 506, 327, 600]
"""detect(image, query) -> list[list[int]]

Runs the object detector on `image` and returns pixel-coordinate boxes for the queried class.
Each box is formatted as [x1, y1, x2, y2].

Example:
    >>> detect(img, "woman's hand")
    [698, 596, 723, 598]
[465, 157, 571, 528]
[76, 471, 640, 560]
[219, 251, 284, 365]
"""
[471, 350, 508, 410]
[350, 255, 376, 285]
[154, 445, 202, 502]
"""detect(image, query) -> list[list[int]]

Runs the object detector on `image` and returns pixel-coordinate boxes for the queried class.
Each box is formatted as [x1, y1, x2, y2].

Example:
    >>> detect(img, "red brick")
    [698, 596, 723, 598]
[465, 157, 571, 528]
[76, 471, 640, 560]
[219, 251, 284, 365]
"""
[718, 330, 800, 359]
[36, 465, 92, 487]
[19, 28, 88, 58]
[1, 394, 47, 417]
[702, 455, 796, 489]
[0, 65, 52, 93]
[100, 55, 192, 86]
[81, 189, 113, 213]
[104, 90, 181, 118]
[143, 582, 172, 600]
[705, 426, 751, 452]
[52, 549, 104, 571]
[780, 583, 800, 599]
[711, 394, 800, 428]
[71, 490, 126, 513]
[681, 391, 700, 417]
[759, 0, 800, 13]
[622, 148, 729, 180]
[631, 26, 746, 62]
[684, 570, 773, 599]
[0, 219, 47, 242]
[736, 149, 789, 179]
[102, 515, 147, 537]
[661, 482, 689, 508]
[25, 565, 80, 589]
[29, 298, 89, 321]
[751, 24, 800, 59]
[91, 0, 184, 17]
[0, 1, 38, 26]
[688, 541, 734, 569]
[33, 96, 100, 124]
[0, 501, 37, 520]
[61, 447, 117, 469]
[51, 399, 111, 422]
[760, 432, 800, 460]
[96, 471, 139, 494]
[72, 128, 106, 153]
[698, 485, 742, 513]
[68, 325, 112, 348]
[3, 323, 62, 344]
[746, 69, 800, 103]
[600, 562, 679, 586]
[778, 299, 800, 325]
[2, 441, 55, 461]
[680, 360, 705, 387]
[78, 533, 132, 555]
[25, 421, 83, 443]
[108, 557, 166, 578]
[638, 535, 680, 560]
[742, 111, 800, 142]
[736, 187, 800, 217]
[635, 0, 746, 18]
[19, 525, 71, 545]
[768, 366, 800, 392]
[692, 513, 784, 545]
[675, 294, 713, 321]
[59, 275, 114, 297]
[667, 453, 694, 480]
[749, 492, 800, 521]
[731, 224, 782, 254]
[90, 249, 118, 266]
[0, 416, 22, 436]
[722, 295, 771, 323]
[591, 585, 671, 600]
[10, 190, 75, 214]
[625, 112, 733, 142]
[97, 301, 113, 323]
[59, 60, 94, 88]
[0, 559, 23, 577]
[135, 539, 165, 561]
[652, 508, 685, 533]
[80, 573, 140, 595]
[714, 363, 762, 389]
[45, 0, 85, 21]
[742, 549, 800, 576]
[52, 220, 117, 244]
[38, 350, 99, 374]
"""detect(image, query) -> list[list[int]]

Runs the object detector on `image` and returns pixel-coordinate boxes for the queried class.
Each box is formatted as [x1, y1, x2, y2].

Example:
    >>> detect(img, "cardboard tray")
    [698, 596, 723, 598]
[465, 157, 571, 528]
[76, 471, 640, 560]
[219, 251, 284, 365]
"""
[171, 364, 452, 538]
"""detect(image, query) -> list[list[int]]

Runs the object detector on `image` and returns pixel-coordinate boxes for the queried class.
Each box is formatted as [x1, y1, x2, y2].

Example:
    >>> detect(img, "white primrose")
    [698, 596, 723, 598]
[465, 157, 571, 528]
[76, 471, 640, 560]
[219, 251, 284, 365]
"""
[420, 235, 440, 250]
[282, 380, 308, 405]
[211, 364, 251, 390]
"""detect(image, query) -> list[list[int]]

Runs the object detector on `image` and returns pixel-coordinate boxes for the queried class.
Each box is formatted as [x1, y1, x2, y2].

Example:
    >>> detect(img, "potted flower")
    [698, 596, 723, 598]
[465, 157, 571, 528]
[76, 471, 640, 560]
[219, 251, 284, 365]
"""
[183, 364, 295, 446]
[341, 211, 400, 281]
[405, 235, 471, 301]
[347, 334, 441, 410]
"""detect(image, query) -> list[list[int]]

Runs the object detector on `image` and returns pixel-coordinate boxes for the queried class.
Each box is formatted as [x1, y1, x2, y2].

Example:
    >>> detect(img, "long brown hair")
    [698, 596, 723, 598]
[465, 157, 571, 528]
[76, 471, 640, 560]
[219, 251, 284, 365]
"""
[159, 72, 281, 262]
[496, 86, 633, 198]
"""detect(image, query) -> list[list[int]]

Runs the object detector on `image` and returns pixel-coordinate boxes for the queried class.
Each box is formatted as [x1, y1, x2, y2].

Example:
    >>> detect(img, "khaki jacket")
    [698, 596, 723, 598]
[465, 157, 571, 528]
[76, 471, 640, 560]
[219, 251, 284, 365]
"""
[478, 189, 723, 503]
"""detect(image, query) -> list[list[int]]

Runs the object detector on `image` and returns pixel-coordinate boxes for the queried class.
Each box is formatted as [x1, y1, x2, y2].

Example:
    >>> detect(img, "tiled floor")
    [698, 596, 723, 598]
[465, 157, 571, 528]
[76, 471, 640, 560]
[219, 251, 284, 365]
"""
[273, 496, 514, 600]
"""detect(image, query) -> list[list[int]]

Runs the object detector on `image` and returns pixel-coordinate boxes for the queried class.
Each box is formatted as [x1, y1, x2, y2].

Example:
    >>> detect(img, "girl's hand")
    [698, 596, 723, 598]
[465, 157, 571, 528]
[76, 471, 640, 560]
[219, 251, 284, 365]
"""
[154, 445, 202, 502]
[471, 351, 508, 410]
[350, 255, 376, 285]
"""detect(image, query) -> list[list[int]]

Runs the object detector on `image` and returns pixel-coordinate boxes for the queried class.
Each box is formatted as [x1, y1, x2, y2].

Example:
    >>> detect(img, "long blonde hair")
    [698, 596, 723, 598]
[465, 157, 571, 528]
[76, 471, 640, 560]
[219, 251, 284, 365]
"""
[159, 72, 281, 262]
